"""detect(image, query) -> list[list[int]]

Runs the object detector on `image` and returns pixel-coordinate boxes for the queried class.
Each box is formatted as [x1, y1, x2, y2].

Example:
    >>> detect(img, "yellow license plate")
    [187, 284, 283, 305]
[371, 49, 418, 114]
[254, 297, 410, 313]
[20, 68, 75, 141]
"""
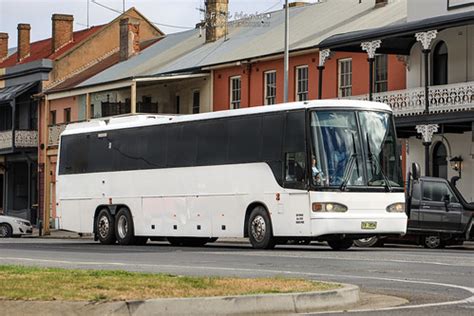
[361, 221, 377, 230]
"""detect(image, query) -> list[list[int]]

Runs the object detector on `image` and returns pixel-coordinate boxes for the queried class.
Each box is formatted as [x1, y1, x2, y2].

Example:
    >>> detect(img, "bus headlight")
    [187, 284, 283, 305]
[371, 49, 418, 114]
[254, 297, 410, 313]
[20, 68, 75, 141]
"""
[312, 203, 348, 213]
[386, 203, 405, 213]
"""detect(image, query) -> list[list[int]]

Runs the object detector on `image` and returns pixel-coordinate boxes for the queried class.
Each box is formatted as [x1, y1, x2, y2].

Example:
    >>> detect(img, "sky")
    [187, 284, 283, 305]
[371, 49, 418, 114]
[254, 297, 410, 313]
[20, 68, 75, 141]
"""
[0, 0, 308, 48]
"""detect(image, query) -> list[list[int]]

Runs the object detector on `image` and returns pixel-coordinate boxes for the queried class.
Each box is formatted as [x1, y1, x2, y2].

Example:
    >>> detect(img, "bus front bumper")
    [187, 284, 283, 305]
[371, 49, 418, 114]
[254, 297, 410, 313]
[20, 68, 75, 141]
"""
[310, 215, 407, 237]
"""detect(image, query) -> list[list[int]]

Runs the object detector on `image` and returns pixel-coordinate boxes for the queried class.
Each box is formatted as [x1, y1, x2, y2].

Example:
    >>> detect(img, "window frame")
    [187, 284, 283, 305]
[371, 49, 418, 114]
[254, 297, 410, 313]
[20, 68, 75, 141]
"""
[49, 110, 57, 126]
[192, 90, 200, 114]
[295, 65, 309, 101]
[264, 70, 277, 105]
[338, 58, 353, 98]
[64, 108, 71, 124]
[374, 54, 388, 93]
[229, 76, 241, 109]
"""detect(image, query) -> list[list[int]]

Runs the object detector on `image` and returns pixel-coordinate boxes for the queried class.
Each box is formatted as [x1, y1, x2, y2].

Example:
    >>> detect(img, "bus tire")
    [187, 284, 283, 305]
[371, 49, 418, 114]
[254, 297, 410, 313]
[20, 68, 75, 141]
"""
[96, 208, 116, 245]
[248, 206, 276, 249]
[115, 207, 138, 245]
[327, 239, 353, 250]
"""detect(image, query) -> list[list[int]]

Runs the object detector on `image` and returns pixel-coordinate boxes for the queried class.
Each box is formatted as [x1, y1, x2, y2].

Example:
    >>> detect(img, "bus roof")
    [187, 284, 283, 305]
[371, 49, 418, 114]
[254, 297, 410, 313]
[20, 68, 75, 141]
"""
[62, 100, 392, 136]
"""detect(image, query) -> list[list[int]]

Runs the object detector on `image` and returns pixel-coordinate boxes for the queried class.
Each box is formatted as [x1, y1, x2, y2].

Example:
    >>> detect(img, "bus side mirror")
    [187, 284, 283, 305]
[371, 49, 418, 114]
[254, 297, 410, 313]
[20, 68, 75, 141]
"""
[411, 163, 421, 180]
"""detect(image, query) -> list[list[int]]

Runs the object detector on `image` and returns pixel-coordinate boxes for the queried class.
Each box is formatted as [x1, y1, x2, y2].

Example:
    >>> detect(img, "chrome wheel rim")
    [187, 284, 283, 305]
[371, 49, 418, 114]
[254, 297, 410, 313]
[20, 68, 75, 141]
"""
[425, 236, 440, 248]
[0, 225, 7, 237]
[117, 215, 128, 240]
[98, 215, 110, 239]
[251, 215, 266, 242]
[358, 237, 375, 243]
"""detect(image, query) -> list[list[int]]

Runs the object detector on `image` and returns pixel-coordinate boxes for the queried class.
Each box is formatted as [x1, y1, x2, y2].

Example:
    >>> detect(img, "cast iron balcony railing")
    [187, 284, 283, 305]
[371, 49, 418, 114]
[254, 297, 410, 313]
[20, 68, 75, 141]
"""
[347, 81, 474, 117]
[48, 124, 68, 147]
[0, 130, 38, 151]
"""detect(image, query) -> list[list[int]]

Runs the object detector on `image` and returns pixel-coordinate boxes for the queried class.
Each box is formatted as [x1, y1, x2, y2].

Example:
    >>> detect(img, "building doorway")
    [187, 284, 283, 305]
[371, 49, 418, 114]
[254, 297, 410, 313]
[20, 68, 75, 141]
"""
[433, 142, 448, 179]
[433, 41, 448, 86]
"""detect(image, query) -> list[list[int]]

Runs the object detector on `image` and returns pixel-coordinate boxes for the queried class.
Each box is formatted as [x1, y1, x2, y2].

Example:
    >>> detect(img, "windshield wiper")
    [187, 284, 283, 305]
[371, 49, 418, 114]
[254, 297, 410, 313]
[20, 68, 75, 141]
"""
[339, 133, 359, 191]
[366, 133, 392, 192]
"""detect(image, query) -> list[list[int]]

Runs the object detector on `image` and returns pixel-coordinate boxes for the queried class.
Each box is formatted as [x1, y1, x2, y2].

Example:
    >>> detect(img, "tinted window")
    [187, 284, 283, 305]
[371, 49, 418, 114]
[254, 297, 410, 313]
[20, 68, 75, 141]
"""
[228, 116, 262, 163]
[262, 113, 284, 161]
[197, 120, 228, 165]
[284, 111, 306, 153]
[422, 181, 458, 203]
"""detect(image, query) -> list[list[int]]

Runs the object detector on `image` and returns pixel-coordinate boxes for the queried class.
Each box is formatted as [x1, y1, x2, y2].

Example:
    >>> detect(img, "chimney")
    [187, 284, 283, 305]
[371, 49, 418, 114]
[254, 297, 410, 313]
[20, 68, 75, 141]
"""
[119, 18, 140, 61]
[205, 0, 229, 43]
[52, 14, 74, 52]
[0, 33, 8, 61]
[17, 23, 31, 62]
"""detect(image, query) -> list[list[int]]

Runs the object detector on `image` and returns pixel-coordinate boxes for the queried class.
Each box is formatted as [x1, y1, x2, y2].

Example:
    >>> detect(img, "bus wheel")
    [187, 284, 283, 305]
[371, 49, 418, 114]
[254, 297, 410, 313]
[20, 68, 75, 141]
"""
[248, 206, 275, 249]
[96, 208, 116, 245]
[327, 239, 353, 250]
[115, 208, 137, 245]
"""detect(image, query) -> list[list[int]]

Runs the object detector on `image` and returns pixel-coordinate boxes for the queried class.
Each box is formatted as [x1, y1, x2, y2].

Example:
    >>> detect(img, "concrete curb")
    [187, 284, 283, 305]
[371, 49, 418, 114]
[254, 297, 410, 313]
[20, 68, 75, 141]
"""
[0, 284, 359, 316]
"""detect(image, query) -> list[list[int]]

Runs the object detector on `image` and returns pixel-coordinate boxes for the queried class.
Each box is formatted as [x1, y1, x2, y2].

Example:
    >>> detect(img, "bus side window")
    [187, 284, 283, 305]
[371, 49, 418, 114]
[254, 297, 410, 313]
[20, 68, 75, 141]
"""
[285, 152, 306, 183]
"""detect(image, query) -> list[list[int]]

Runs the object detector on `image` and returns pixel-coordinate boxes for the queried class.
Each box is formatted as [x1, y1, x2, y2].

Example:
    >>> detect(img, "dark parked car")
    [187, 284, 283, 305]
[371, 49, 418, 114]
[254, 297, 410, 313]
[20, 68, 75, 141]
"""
[355, 163, 474, 249]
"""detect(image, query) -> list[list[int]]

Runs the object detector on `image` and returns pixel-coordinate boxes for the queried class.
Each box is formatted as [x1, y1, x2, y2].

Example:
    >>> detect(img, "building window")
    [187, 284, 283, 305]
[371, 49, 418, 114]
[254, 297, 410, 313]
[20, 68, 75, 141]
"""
[230, 76, 241, 109]
[374, 54, 388, 93]
[338, 58, 352, 97]
[49, 110, 56, 126]
[264, 71, 277, 105]
[433, 41, 448, 86]
[176, 94, 180, 114]
[296, 66, 309, 101]
[192, 90, 200, 114]
[64, 108, 71, 123]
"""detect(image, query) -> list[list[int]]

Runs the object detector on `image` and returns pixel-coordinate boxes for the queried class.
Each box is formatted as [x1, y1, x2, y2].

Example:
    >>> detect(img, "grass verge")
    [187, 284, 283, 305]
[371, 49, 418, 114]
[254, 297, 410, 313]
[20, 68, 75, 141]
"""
[0, 265, 339, 302]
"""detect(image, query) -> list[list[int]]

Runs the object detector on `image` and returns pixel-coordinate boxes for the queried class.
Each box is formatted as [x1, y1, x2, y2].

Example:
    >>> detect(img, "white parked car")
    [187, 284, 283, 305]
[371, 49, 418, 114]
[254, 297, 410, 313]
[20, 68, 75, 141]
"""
[0, 215, 33, 238]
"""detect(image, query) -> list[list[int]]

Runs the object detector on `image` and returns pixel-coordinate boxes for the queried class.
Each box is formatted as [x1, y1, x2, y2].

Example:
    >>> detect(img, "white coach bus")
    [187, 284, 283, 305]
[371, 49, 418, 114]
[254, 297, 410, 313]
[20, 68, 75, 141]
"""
[57, 100, 407, 250]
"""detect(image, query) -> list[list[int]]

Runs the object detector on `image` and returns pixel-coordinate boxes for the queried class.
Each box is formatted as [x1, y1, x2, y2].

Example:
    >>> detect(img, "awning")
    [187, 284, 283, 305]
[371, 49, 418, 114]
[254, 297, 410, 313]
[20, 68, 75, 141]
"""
[0, 82, 37, 103]
[319, 11, 474, 55]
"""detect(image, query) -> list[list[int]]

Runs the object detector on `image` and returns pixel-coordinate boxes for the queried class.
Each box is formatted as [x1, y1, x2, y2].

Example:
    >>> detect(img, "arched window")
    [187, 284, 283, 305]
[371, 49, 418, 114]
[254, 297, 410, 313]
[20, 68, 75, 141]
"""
[433, 142, 447, 179]
[433, 41, 448, 85]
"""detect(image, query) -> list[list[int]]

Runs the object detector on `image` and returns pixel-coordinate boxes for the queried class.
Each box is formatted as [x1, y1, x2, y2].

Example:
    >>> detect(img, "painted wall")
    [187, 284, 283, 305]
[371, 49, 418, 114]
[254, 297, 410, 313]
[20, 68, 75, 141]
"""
[213, 51, 406, 111]
[406, 132, 474, 202]
[407, 25, 474, 89]
[408, 0, 474, 22]
[49, 96, 79, 124]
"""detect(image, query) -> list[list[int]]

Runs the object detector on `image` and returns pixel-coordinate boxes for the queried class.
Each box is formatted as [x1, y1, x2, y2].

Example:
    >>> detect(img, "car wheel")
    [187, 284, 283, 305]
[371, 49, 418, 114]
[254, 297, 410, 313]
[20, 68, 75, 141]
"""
[0, 223, 13, 238]
[96, 208, 116, 245]
[424, 235, 445, 249]
[248, 206, 275, 249]
[115, 208, 139, 245]
[354, 237, 383, 248]
[327, 239, 353, 250]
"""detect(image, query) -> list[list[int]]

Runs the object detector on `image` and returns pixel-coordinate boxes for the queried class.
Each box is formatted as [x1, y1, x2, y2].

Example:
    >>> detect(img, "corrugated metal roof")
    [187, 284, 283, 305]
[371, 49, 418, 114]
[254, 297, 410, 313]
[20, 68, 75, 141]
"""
[79, 0, 407, 88]
[0, 82, 37, 103]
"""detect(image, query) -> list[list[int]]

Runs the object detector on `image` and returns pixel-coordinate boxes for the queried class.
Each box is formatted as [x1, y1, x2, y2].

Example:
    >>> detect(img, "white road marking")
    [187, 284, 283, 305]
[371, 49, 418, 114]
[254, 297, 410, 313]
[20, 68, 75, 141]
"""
[0, 255, 473, 313]
[202, 251, 474, 267]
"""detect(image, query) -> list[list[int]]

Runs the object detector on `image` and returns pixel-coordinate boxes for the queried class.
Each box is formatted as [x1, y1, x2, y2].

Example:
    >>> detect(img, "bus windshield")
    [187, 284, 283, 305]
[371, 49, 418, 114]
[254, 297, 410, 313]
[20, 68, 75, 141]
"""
[310, 110, 403, 190]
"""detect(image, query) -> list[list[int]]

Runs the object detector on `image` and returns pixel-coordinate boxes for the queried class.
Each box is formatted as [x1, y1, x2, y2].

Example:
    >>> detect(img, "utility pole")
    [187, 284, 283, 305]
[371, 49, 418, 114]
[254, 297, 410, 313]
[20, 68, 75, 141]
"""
[87, 0, 90, 28]
[123, 0, 125, 12]
[283, 0, 289, 103]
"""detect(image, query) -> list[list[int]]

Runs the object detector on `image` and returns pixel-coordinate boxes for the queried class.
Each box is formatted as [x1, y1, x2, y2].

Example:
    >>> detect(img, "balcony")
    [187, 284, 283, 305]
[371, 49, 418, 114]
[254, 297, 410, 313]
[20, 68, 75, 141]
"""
[0, 130, 38, 152]
[349, 81, 474, 117]
[48, 124, 68, 147]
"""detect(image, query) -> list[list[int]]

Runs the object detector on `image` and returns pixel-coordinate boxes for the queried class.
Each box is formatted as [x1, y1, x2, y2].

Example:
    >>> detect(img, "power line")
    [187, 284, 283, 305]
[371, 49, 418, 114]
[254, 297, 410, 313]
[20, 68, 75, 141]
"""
[90, 0, 194, 30]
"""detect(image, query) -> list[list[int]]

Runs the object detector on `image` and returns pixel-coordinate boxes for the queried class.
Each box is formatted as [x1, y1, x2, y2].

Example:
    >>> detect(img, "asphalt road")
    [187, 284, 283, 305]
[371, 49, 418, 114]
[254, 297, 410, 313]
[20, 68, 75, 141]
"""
[0, 238, 473, 315]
